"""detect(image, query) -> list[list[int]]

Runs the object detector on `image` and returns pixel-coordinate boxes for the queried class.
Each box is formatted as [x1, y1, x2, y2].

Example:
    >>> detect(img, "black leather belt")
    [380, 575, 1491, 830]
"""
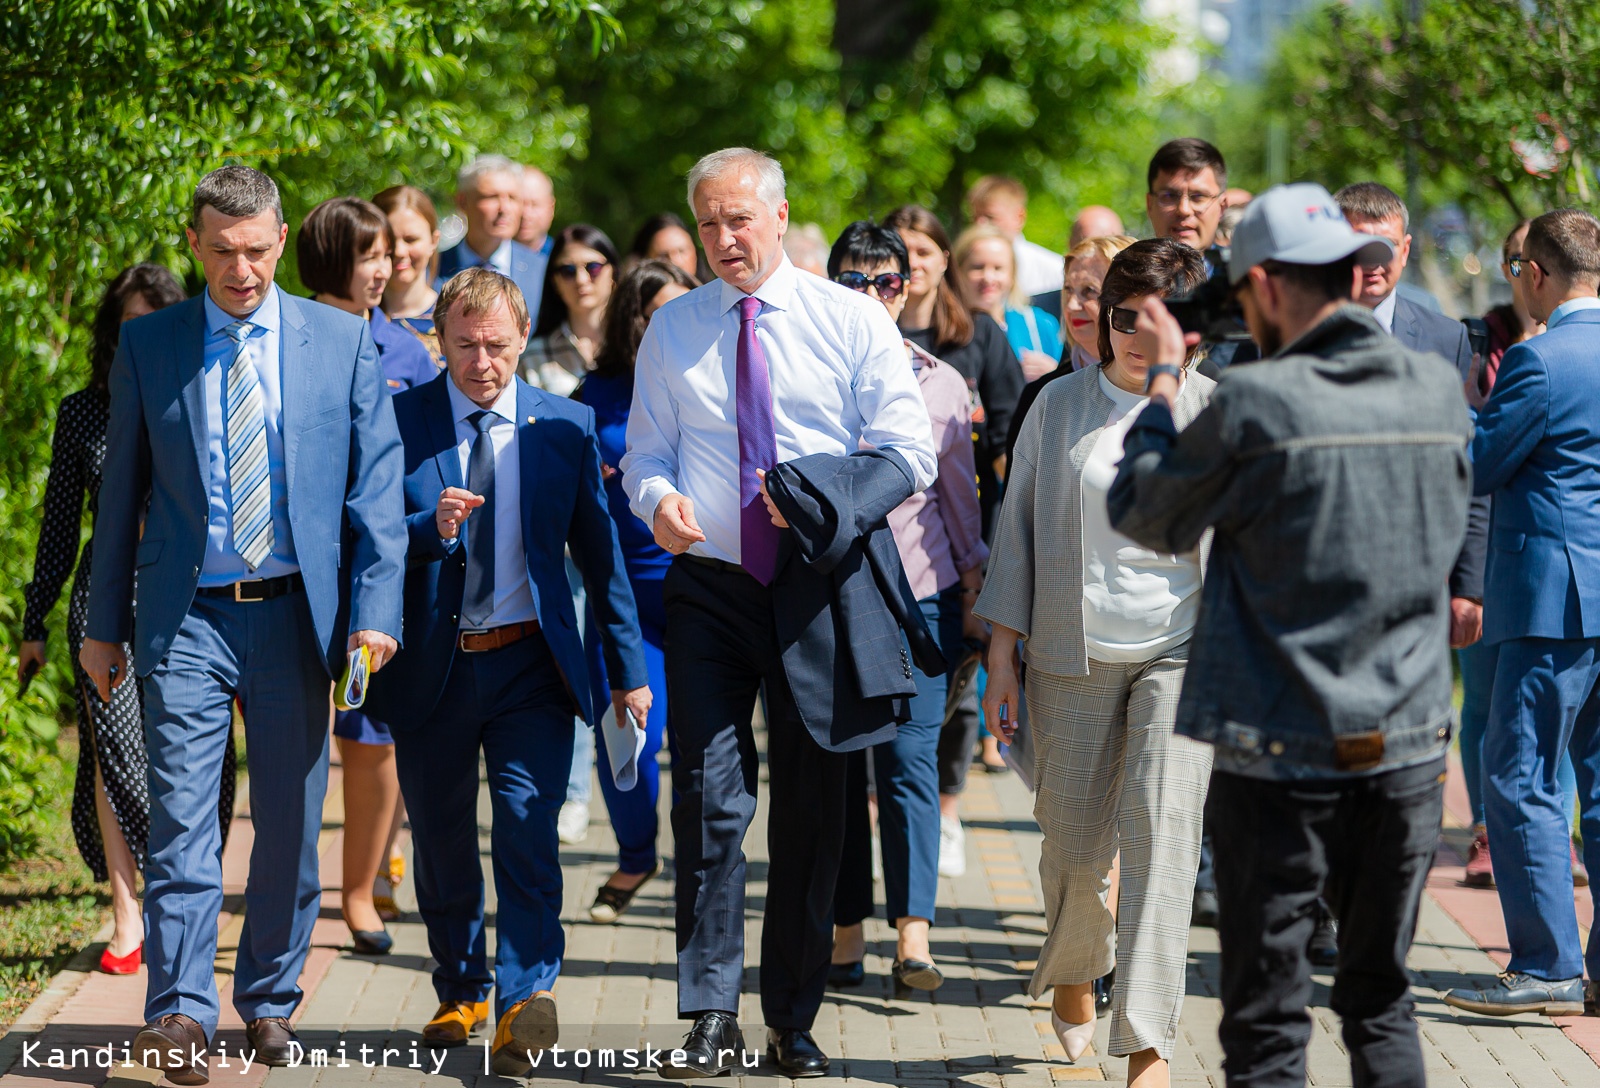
[679, 553, 747, 577]
[196, 572, 305, 602]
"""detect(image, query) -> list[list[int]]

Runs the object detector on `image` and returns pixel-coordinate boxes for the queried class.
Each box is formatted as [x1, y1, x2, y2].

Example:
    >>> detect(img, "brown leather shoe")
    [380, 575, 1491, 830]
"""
[245, 1017, 301, 1066]
[133, 1013, 209, 1086]
[490, 992, 558, 1076]
[423, 1000, 490, 1048]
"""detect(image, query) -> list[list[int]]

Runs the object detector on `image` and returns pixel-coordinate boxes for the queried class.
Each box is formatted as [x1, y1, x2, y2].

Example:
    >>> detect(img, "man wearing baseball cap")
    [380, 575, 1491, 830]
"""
[1104, 183, 1472, 1088]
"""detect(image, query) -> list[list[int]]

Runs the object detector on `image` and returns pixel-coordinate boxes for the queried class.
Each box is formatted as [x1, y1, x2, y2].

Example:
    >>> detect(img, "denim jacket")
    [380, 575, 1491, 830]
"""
[1107, 305, 1471, 779]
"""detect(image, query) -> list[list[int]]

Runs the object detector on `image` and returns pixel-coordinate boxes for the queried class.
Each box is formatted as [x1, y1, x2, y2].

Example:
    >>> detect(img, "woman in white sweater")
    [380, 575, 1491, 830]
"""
[975, 240, 1215, 1088]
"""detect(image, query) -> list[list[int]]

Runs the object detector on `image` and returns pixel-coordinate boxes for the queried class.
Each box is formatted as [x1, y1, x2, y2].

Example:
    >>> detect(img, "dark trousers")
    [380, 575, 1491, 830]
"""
[1209, 758, 1444, 1088]
[836, 590, 960, 926]
[665, 556, 848, 1030]
[392, 631, 575, 1020]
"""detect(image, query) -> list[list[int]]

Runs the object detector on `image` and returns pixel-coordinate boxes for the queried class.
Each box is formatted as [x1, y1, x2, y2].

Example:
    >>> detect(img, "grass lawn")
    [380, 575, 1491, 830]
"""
[0, 730, 110, 1030]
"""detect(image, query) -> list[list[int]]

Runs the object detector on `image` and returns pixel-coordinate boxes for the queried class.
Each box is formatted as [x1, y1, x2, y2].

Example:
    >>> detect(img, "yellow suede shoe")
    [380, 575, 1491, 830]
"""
[490, 991, 558, 1076]
[422, 1000, 490, 1048]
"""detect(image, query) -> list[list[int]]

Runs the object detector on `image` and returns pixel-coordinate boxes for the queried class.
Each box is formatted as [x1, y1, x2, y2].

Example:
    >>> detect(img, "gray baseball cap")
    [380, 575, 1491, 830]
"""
[1228, 183, 1394, 284]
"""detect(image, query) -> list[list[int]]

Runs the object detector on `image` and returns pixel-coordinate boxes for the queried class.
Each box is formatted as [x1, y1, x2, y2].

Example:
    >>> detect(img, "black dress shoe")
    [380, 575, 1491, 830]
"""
[133, 1013, 209, 1085]
[350, 928, 393, 955]
[1093, 970, 1114, 1017]
[245, 1017, 301, 1066]
[1192, 887, 1219, 928]
[766, 1028, 829, 1078]
[827, 961, 864, 988]
[1308, 902, 1339, 969]
[660, 1011, 744, 1080]
[891, 958, 944, 999]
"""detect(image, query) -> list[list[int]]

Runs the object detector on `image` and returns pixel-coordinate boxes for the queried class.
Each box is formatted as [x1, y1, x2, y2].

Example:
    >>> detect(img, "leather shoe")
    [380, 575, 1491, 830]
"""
[490, 992, 558, 1076]
[245, 1017, 300, 1067]
[424, 999, 490, 1047]
[660, 1012, 744, 1080]
[1308, 902, 1339, 969]
[826, 961, 864, 988]
[1444, 972, 1586, 1016]
[350, 928, 393, 955]
[766, 1028, 829, 1078]
[1586, 980, 1600, 1015]
[133, 1013, 209, 1086]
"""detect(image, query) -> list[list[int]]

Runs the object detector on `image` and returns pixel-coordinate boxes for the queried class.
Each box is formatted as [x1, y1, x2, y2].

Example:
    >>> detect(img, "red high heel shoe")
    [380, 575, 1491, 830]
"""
[99, 944, 143, 975]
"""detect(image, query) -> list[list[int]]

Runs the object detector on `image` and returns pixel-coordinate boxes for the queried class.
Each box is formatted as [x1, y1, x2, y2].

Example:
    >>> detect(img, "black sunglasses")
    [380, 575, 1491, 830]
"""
[1109, 306, 1140, 335]
[554, 260, 609, 281]
[834, 270, 905, 301]
[1508, 255, 1536, 279]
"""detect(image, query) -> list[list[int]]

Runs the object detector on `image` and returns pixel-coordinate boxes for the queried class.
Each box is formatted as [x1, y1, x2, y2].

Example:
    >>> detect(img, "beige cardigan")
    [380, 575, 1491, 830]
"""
[974, 364, 1215, 677]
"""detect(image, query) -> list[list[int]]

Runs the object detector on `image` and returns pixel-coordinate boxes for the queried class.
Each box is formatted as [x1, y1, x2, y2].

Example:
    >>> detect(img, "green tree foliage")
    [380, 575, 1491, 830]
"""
[0, 0, 610, 869]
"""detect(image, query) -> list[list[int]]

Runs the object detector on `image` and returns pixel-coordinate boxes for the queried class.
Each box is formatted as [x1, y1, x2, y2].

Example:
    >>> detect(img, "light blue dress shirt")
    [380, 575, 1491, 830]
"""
[1547, 295, 1600, 329]
[199, 286, 298, 585]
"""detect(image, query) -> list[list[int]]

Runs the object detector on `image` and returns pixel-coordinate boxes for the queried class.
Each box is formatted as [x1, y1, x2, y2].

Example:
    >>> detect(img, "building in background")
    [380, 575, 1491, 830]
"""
[1201, 0, 1374, 83]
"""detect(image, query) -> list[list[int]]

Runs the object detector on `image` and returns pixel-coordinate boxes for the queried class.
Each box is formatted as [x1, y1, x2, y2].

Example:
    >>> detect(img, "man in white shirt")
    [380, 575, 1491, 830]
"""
[967, 174, 1065, 297]
[622, 148, 935, 1079]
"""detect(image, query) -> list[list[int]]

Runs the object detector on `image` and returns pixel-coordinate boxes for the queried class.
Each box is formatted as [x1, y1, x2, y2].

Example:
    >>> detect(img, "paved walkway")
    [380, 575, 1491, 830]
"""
[2, 739, 1598, 1088]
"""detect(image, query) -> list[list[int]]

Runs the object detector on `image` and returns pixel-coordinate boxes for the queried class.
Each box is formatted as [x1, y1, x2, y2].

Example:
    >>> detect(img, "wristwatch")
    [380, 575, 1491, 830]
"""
[1143, 363, 1184, 394]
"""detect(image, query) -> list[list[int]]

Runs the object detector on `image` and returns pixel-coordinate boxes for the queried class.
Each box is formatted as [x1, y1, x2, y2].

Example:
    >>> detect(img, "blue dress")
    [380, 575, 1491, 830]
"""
[1003, 305, 1064, 365]
[333, 309, 444, 746]
[577, 370, 675, 874]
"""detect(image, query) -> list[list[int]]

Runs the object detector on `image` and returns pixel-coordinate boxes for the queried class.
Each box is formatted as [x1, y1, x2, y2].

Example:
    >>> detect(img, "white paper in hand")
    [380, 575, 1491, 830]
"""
[598, 703, 647, 791]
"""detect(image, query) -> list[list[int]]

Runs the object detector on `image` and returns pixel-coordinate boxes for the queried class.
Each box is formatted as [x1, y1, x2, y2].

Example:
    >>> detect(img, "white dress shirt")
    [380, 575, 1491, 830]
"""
[1372, 289, 1398, 333]
[199, 286, 298, 585]
[445, 376, 538, 629]
[1015, 235, 1065, 297]
[621, 256, 937, 565]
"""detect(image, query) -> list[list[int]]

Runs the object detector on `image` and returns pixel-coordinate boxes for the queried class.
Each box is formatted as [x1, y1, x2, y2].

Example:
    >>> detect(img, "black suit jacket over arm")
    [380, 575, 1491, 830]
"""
[765, 448, 946, 754]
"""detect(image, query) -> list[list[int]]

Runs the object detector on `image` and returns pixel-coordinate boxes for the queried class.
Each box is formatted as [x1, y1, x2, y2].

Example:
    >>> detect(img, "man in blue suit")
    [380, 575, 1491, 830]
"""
[435, 155, 551, 321]
[81, 165, 406, 1084]
[1443, 208, 1600, 1017]
[362, 268, 650, 1074]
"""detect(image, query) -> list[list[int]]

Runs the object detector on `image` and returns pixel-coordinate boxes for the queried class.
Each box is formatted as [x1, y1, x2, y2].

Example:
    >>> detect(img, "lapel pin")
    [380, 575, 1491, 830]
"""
[527, 415, 536, 424]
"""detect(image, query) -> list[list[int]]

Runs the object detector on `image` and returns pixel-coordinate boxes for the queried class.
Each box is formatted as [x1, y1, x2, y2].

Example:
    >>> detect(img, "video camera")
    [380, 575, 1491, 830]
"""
[1164, 247, 1251, 343]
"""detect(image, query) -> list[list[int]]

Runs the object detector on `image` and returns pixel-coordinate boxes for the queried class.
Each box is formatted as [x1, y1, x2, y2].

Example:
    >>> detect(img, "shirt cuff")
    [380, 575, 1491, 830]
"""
[633, 478, 681, 527]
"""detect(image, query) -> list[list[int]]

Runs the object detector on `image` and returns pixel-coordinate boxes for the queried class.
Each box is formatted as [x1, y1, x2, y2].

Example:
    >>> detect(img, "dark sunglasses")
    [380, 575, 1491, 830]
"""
[554, 260, 609, 281]
[1508, 255, 1535, 279]
[1109, 306, 1140, 335]
[834, 270, 905, 301]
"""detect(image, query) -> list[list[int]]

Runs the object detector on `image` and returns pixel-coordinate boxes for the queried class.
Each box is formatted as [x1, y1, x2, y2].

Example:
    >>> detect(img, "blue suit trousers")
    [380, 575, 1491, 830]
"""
[1484, 636, 1600, 981]
[392, 632, 575, 1019]
[140, 591, 331, 1037]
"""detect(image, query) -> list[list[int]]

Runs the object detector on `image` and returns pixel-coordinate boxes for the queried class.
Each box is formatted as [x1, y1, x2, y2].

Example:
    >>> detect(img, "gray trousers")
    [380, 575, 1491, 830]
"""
[1026, 648, 1211, 1059]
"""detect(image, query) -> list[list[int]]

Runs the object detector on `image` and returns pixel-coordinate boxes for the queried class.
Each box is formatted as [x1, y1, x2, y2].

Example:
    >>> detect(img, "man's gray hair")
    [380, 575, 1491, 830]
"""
[191, 165, 282, 229]
[686, 148, 786, 215]
[457, 154, 524, 194]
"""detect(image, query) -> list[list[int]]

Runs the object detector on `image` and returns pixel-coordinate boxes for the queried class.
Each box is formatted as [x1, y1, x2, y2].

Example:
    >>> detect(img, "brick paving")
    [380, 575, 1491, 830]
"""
[3, 740, 1598, 1087]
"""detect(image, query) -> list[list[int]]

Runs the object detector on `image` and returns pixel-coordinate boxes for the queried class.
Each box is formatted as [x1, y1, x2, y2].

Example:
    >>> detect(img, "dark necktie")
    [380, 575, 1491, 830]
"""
[736, 295, 779, 584]
[462, 410, 497, 626]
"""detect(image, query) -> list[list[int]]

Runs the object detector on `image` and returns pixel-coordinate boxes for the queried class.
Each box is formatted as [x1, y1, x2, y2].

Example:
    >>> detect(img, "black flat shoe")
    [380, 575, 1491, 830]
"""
[660, 1012, 743, 1080]
[350, 928, 393, 955]
[891, 958, 943, 999]
[589, 860, 664, 924]
[766, 1027, 828, 1078]
[1093, 970, 1114, 1017]
[827, 961, 864, 988]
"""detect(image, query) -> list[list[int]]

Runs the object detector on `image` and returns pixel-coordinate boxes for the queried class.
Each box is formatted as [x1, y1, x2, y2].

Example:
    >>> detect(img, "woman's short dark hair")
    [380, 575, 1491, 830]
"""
[826, 220, 909, 280]
[882, 205, 974, 352]
[1096, 239, 1209, 365]
[628, 212, 706, 283]
[592, 260, 700, 380]
[91, 264, 187, 391]
[535, 223, 621, 339]
[297, 197, 394, 300]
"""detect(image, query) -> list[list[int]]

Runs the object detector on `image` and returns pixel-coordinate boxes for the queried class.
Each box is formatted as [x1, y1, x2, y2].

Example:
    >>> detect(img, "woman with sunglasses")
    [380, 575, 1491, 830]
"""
[976, 240, 1214, 1088]
[522, 223, 619, 395]
[823, 221, 988, 998]
[954, 223, 1064, 383]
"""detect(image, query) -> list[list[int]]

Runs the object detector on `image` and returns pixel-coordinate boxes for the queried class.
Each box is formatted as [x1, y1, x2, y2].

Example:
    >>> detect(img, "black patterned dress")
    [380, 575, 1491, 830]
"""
[22, 388, 236, 879]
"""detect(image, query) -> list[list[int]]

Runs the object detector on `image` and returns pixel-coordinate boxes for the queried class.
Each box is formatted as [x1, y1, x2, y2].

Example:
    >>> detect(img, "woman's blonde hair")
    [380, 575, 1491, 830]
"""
[952, 223, 1025, 311]
[1063, 233, 1137, 276]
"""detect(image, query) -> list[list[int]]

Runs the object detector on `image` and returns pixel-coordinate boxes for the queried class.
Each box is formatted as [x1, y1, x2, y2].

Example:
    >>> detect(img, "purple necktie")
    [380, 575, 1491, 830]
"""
[736, 295, 779, 584]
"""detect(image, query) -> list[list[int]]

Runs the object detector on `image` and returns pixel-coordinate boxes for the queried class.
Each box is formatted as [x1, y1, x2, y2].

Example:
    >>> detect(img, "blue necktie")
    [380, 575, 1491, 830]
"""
[223, 320, 273, 570]
[462, 410, 497, 626]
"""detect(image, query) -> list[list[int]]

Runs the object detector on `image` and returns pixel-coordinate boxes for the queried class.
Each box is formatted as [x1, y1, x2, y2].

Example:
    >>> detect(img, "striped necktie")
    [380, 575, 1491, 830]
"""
[223, 320, 274, 570]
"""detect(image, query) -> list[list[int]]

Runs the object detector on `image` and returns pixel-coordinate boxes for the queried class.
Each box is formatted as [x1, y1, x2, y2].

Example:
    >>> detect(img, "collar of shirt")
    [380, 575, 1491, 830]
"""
[1547, 295, 1600, 329]
[446, 373, 518, 428]
[717, 254, 798, 318]
[487, 239, 514, 276]
[1371, 290, 1398, 334]
[203, 282, 282, 344]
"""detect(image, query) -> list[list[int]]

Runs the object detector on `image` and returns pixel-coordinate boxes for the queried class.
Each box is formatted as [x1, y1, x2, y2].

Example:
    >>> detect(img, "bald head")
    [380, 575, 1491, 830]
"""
[1070, 206, 1124, 249]
[516, 166, 556, 249]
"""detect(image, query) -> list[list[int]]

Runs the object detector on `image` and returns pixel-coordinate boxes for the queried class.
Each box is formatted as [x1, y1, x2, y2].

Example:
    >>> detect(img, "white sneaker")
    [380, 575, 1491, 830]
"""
[938, 815, 966, 877]
[557, 800, 590, 844]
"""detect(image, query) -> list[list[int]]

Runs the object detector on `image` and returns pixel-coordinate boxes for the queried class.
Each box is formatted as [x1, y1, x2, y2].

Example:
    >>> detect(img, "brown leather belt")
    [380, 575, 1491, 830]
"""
[457, 620, 540, 653]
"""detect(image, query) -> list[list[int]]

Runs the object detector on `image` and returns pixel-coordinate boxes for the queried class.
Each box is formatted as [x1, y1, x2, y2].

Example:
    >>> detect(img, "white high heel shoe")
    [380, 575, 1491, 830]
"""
[1051, 1010, 1096, 1062]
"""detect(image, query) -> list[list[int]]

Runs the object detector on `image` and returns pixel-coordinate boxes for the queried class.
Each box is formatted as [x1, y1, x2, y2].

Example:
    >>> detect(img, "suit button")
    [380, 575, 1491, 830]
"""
[193, 566, 200, 575]
[450, 615, 458, 622]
